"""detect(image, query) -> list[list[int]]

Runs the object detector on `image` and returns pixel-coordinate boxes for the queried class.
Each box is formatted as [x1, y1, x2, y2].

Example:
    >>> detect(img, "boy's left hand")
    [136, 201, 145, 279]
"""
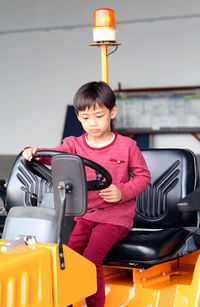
[99, 184, 122, 203]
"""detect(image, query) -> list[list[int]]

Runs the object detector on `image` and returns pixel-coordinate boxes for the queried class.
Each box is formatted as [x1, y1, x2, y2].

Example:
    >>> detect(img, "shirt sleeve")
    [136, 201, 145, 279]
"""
[117, 144, 151, 202]
[36, 137, 77, 165]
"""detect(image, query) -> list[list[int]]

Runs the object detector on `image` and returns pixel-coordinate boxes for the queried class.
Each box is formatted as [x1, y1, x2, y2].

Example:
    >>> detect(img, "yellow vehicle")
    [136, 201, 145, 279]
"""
[0, 147, 200, 307]
[1, 8, 200, 307]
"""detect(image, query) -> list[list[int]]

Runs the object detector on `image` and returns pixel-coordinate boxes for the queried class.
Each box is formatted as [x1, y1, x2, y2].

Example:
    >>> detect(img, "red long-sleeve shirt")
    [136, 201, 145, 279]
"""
[40, 133, 151, 230]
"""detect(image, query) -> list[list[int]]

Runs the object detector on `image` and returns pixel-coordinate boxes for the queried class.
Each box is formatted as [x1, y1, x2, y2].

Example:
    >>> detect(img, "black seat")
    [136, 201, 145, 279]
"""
[104, 149, 199, 267]
[0, 153, 60, 238]
[4, 152, 53, 210]
[1, 148, 199, 267]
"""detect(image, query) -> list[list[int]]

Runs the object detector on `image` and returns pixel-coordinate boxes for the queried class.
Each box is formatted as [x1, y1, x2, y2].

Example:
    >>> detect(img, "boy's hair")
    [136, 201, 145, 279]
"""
[73, 81, 116, 112]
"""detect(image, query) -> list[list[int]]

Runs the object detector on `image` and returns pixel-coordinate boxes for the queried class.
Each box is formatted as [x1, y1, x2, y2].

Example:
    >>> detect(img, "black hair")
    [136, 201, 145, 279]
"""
[73, 81, 116, 112]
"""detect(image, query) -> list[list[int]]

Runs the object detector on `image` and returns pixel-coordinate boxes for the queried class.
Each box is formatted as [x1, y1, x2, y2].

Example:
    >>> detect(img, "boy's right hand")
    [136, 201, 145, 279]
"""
[22, 147, 38, 161]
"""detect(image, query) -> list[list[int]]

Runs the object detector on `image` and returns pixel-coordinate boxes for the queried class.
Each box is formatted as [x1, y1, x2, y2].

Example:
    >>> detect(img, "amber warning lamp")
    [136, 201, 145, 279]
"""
[93, 8, 116, 42]
[89, 8, 120, 84]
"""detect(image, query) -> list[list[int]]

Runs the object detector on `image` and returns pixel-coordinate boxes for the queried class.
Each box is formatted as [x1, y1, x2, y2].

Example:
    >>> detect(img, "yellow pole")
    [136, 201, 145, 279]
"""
[101, 45, 109, 84]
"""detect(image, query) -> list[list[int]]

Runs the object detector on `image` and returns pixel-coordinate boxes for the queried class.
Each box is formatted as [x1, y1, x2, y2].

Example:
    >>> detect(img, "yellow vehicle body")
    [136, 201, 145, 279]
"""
[1, 235, 200, 307]
[0, 240, 96, 307]
[104, 250, 200, 307]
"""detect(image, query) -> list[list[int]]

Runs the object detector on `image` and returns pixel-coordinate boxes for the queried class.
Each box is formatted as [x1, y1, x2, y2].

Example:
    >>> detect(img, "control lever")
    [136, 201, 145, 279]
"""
[21, 186, 39, 206]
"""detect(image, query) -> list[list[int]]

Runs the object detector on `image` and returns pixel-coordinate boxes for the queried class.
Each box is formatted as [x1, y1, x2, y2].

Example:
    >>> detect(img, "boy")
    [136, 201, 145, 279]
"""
[23, 81, 151, 307]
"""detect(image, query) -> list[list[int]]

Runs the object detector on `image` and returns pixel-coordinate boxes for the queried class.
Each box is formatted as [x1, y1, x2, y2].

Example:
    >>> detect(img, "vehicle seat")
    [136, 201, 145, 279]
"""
[0, 153, 75, 243]
[4, 152, 53, 210]
[1, 149, 199, 264]
[104, 148, 199, 268]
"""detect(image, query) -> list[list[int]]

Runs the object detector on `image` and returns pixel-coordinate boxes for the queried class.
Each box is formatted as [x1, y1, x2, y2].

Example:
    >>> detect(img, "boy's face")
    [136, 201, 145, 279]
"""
[77, 104, 117, 139]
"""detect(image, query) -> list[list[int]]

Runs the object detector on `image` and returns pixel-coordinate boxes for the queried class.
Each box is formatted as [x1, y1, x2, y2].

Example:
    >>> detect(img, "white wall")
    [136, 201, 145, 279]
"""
[0, 0, 200, 154]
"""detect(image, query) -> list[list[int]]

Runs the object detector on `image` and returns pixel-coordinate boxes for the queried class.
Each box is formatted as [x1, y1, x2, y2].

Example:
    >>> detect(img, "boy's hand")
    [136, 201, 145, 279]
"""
[22, 147, 38, 161]
[99, 184, 122, 203]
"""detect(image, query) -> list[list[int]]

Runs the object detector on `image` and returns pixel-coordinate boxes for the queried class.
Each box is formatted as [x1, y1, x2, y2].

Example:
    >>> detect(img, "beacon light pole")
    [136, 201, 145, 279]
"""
[89, 8, 120, 84]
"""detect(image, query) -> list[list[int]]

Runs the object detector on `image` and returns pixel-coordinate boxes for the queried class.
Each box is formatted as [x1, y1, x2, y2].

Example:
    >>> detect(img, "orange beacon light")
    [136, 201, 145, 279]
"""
[90, 8, 120, 84]
[93, 8, 116, 42]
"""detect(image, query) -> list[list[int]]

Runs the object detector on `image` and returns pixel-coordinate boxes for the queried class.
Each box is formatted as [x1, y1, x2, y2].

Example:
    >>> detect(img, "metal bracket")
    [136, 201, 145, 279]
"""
[1, 235, 37, 252]
[57, 180, 73, 270]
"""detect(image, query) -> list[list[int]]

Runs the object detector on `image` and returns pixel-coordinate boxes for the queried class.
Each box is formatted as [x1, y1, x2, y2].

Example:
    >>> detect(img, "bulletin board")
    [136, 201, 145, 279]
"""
[113, 85, 200, 136]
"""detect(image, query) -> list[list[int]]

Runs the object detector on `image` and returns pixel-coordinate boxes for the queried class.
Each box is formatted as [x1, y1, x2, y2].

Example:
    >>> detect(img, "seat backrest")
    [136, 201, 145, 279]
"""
[4, 149, 199, 230]
[134, 149, 199, 228]
[5, 153, 53, 210]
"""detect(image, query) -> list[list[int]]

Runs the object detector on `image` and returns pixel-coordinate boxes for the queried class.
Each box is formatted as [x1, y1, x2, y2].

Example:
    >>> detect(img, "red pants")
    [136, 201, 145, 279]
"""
[68, 218, 129, 307]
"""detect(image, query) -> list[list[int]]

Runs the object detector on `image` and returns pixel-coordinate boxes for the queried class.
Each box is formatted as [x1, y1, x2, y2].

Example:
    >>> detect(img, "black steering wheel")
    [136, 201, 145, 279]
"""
[25, 150, 112, 191]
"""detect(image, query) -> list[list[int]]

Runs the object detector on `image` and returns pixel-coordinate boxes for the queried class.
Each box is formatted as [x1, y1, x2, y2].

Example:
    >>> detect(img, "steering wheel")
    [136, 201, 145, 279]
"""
[25, 150, 112, 191]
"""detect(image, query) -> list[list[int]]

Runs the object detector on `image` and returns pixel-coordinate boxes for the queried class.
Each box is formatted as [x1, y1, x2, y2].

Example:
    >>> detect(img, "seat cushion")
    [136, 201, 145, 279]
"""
[104, 228, 191, 265]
